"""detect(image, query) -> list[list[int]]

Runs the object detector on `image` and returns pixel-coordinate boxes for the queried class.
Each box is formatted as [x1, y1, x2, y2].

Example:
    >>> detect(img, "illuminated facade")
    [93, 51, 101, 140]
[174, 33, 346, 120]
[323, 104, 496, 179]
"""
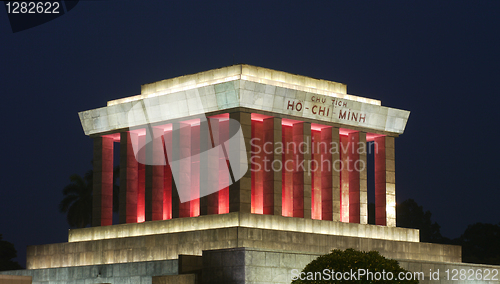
[81, 64, 408, 231]
[6, 65, 492, 284]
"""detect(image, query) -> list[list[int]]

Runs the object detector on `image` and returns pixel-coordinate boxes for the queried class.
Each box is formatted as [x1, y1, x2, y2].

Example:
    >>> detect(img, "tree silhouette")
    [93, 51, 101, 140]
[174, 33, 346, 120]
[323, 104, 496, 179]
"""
[59, 171, 93, 228]
[396, 199, 450, 244]
[60, 165, 120, 228]
[292, 248, 419, 283]
[458, 222, 500, 265]
[369, 199, 450, 244]
[0, 234, 23, 271]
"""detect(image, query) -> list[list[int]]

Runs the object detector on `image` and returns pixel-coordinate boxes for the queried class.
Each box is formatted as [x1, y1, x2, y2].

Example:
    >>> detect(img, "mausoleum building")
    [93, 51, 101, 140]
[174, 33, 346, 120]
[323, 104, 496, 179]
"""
[2, 65, 498, 284]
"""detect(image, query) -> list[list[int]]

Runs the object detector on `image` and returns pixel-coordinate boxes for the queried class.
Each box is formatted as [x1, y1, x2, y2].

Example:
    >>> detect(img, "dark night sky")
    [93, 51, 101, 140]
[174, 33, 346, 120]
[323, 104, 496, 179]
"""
[1, 1, 499, 267]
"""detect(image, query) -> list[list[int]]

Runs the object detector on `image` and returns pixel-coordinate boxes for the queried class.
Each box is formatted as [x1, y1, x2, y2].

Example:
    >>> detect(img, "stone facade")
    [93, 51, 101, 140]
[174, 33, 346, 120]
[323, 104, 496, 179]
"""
[1, 260, 177, 284]
[4, 247, 500, 284]
[24, 213, 459, 275]
[79, 65, 405, 136]
[79, 65, 408, 230]
[203, 247, 500, 284]
[26, 213, 429, 270]
[3, 65, 491, 283]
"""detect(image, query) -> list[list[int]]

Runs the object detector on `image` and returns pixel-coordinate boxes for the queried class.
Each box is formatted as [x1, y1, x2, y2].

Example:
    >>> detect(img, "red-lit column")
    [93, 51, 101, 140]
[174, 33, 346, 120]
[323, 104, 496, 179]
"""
[375, 136, 396, 227]
[329, 127, 340, 222]
[200, 119, 219, 215]
[320, 127, 338, 221]
[218, 119, 230, 214]
[163, 130, 172, 220]
[263, 117, 281, 216]
[347, 132, 367, 224]
[348, 132, 359, 223]
[229, 112, 252, 213]
[339, 134, 349, 222]
[282, 124, 293, 217]
[251, 119, 264, 214]
[145, 127, 164, 221]
[172, 122, 191, 218]
[92, 136, 114, 227]
[293, 122, 311, 219]
[251, 116, 279, 215]
[311, 129, 322, 219]
[359, 132, 368, 225]
[119, 132, 138, 224]
[190, 124, 200, 217]
[137, 135, 146, 222]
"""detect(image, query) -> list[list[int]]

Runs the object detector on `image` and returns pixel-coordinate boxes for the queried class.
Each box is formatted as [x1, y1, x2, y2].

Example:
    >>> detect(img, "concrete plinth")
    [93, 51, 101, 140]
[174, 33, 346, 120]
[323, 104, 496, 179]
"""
[24, 213, 465, 270]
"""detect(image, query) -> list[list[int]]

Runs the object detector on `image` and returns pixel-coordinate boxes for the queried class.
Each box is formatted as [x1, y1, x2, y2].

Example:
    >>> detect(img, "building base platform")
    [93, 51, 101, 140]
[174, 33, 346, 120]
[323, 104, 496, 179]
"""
[24, 213, 460, 269]
[3, 213, 497, 283]
[3, 247, 500, 284]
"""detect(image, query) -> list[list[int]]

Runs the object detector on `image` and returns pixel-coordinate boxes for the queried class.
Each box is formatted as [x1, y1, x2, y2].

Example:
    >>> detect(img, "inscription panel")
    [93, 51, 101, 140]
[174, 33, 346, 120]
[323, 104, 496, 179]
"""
[80, 80, 410, 136]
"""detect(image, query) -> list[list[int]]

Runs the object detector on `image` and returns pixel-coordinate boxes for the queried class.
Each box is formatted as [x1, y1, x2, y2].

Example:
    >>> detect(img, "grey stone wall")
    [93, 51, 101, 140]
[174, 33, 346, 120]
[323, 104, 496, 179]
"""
[202, 248, 246, 284]
[203, 247, 500, 284]
[0, 260, 177, 284]
[236, 227, 460, 263]
[203, 248, 318, 284]
[399, 259, 500, 284]
[5, 248, 499, 284]
[27, 225, 456, 269]
[68, 213, 418, 244]
[27, 228, 239, 269]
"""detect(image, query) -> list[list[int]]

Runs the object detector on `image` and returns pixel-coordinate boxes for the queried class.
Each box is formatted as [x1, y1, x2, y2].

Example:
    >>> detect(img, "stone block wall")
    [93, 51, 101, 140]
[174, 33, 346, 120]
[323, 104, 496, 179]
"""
[68, 212, 419, 243]
[0, 260, 177, 284]
[203, 247, 500, 284]
[399, 259, 500, 284]
[27, 226, 459, 269]
[27, 228, 239, 269]
[236, 227, 460, 263]
[5, 248, 498, 284]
